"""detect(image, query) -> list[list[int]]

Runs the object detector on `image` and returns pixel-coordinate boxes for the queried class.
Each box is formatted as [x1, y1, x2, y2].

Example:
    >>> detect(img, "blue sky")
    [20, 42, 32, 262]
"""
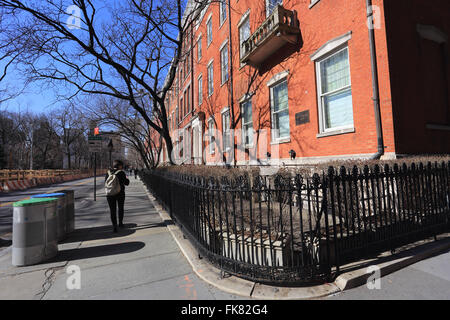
[0, 0, 184, 116]
[1, 73, 63, 114]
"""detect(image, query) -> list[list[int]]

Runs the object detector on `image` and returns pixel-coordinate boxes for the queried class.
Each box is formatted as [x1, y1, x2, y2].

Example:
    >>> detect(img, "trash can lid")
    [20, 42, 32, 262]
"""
[13, 198, 58, 207]
[31, 193, 66, 198]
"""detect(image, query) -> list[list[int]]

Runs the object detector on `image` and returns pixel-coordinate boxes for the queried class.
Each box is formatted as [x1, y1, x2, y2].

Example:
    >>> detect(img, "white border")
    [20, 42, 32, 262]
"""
[310, 31, 352, 61]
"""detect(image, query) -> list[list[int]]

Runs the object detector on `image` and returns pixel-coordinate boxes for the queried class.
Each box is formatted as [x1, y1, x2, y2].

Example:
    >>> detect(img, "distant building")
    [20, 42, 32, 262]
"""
[100, 131, 125, 165]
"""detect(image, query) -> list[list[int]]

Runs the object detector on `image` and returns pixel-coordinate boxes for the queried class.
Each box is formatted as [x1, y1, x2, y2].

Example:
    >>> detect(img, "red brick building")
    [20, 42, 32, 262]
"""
[162, 0, 450, 166]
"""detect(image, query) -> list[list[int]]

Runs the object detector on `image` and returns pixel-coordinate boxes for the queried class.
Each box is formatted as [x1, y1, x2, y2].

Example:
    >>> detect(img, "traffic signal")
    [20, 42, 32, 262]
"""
[94, 127, 99, 135]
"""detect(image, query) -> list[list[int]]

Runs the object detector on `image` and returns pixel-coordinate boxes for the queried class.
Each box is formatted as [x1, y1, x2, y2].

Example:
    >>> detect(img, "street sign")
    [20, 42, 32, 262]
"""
[88, 143, 102, 153]
[88, 136, 103, 153]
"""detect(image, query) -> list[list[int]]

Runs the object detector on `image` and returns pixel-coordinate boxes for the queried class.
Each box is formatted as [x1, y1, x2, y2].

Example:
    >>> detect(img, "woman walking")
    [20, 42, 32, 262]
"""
[105, 160, 130, 233]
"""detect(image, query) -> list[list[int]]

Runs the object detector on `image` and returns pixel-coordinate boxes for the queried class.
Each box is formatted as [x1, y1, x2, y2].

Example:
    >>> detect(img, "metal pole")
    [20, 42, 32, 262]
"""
[29, 126, 33, 170]
[94, 152, 97, 201]
[366, 0, 385, 159]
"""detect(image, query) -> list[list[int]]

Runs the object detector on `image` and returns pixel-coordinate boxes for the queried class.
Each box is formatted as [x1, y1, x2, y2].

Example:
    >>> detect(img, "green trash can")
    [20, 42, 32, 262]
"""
[12, 198, 58, 266]
[58, 190, 75, 233]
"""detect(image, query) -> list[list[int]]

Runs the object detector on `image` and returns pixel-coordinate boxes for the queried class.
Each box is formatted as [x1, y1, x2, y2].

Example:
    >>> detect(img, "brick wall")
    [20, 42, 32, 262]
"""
[165, 0, 440, 164]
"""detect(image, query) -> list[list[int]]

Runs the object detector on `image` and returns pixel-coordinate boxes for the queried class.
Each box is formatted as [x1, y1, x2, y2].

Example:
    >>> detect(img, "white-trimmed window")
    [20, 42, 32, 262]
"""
[270, 79, 290, 141]
[208, 118, 215, 154]
[241, 98, 253, 147]
[198, 75, 203, 106]
[184, 126, 191, 161]
[180, 96, 184, 119]
[171, 112, 175, 130]
[222, 109, 231, 152]
[316, 47, 354, 132]
[266, 0, 282, 17]
[186, 85, 191, 114]
[207, 60, 214, 96]
[186, 52, 190, 75]
[220, 42, 229, 84]
[239, 14, 251, 63]
[207, 16, 212, 46]
[197, 36, 202, 61]
[310, 0, 321, 8]
[219, 0, 227, 26]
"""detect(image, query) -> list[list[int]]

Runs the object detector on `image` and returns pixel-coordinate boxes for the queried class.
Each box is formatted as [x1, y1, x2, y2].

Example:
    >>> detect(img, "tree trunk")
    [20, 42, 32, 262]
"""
[162, 129, 175, 165]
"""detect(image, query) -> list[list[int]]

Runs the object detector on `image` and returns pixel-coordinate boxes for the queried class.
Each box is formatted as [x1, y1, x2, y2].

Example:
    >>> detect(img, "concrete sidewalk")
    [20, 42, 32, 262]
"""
[0, 177, 242, 300]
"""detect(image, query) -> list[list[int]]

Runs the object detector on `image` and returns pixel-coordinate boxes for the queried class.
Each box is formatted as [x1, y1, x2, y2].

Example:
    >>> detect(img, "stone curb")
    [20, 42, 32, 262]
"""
[334, 234, 450, 291]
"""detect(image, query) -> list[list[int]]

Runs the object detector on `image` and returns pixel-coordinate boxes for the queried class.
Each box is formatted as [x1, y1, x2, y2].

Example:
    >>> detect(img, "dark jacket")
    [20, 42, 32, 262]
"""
[105, 169, 130, 196]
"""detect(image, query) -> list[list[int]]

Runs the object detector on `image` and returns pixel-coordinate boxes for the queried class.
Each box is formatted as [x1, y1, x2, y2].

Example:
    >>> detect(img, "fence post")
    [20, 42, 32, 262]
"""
[327, 167, 339, 274]
[169, 177, 174, 219]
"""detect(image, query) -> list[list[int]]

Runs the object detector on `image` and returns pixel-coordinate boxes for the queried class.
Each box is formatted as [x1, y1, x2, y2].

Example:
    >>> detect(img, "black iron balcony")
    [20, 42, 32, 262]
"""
[240, 5, 300, 68]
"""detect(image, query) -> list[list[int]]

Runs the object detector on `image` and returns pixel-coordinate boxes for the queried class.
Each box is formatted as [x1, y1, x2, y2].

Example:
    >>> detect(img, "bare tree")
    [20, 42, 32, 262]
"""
[54, 104, 88, 169]
[32, 114, 63, 169]
[0, 0, 215, 165]
[85, 96, 162, 169]
[0, 110, 23, 168]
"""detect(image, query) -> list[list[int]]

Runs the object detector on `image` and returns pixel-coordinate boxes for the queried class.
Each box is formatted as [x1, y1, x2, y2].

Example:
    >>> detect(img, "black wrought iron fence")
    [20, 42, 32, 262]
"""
[140, 161, 450, 285]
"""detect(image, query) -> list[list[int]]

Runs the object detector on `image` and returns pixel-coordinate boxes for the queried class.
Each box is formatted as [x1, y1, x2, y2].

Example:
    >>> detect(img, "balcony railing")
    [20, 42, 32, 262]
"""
[241, 5, 300, 68]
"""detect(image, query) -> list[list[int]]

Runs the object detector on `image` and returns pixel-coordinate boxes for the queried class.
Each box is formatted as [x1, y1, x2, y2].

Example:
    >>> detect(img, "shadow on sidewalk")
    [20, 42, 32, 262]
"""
[61, 224, 139, 244]
[61, 222, 169, 244]
[47, 241, 146, 263]
[337, 236, 450, 275]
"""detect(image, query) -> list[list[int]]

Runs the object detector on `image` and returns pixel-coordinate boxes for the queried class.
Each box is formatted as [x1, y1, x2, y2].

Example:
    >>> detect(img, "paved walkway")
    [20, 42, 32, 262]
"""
[327, 248, 450, 300]
[0, 177, 242, 300]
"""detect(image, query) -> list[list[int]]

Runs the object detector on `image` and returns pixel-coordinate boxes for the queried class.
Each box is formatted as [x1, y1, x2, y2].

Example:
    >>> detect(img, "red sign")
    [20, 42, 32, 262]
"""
[94, 127, 99, 135]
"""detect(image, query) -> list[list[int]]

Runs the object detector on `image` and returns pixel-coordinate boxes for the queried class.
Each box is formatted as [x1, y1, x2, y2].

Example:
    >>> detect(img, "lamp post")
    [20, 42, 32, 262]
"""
[107, 139, 114, 168]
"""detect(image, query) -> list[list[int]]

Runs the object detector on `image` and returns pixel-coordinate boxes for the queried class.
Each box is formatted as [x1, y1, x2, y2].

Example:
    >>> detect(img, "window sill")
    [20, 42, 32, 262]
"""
[270, 137, 291, 145]
[316, 127, 355, 138]
[426, 123, 450, 131]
